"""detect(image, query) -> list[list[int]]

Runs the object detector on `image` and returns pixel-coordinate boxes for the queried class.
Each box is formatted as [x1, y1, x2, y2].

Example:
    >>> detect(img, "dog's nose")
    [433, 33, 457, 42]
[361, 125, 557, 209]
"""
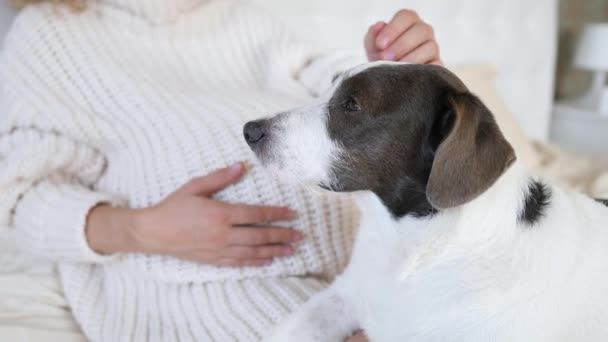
[243, 120, 266, 145]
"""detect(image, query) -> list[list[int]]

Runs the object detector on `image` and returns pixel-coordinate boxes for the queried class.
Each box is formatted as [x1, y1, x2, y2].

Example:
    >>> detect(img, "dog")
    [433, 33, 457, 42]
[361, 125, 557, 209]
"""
[243, 61, 608, 341]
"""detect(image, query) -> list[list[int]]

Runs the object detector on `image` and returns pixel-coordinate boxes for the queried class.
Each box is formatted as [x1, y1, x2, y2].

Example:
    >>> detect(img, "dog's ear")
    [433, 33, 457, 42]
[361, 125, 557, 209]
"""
[426, 92, 516, 209]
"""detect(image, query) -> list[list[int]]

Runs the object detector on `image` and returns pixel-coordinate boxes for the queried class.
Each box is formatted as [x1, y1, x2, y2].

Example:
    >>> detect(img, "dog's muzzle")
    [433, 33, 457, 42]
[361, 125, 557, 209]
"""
[243, 120, 267, 146]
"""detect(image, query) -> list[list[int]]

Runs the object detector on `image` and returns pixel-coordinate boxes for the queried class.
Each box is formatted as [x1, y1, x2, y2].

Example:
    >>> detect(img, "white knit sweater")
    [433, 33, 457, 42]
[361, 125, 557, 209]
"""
[0, 1, 365, 340]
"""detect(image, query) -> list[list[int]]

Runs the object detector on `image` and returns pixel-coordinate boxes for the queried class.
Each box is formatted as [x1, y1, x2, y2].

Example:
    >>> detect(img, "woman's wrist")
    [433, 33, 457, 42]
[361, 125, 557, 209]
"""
[85, 204, 141, 255]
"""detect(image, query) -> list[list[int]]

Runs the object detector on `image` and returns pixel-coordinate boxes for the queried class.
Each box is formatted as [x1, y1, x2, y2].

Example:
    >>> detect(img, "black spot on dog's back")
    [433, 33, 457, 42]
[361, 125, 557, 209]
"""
[595, 198, 608, 207]
[519, 180, 551, 226]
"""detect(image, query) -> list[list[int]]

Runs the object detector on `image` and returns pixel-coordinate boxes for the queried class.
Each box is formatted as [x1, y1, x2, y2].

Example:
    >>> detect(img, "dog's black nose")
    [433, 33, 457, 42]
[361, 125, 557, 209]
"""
[243, 120, 266, 145]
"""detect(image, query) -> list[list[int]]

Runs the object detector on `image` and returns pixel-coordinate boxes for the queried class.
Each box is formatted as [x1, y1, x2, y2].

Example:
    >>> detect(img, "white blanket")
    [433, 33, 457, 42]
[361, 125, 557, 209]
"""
[0, 255, 84, 341]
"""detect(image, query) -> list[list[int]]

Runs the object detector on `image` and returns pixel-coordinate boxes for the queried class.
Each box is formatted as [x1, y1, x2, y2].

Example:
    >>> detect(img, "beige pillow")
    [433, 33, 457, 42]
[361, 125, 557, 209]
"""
[448, 64, 540, 169]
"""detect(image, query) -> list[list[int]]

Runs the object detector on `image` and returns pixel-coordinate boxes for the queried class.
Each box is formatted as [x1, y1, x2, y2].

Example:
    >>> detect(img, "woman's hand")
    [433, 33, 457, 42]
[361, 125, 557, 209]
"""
[365, 9, 441, 65]
[86, 162, 302, 266]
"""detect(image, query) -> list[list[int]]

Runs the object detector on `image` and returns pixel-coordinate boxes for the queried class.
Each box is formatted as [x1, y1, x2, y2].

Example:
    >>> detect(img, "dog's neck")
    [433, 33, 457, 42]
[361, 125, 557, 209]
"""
[364, 162, 536, 234]
[374, 181, 437, 219]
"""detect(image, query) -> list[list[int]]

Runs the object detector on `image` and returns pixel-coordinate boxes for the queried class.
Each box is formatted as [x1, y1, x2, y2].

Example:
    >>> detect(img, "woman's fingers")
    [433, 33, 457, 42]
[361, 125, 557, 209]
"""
[174, 226, 302, 264]
[364, 21, 386, 60]
[382, 22, 434, 61]
[228, 226, 303, 246]
[399, 40, 440, 64]
[375, 9, 420, 50]
[365, 9, 440, 65]
[178, 162, 245, 196]
[226, 203, 296, 225]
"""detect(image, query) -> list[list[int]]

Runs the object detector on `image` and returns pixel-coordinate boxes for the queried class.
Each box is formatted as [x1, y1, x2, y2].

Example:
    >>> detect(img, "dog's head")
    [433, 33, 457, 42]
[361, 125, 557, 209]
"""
[244, 62, 515, 217]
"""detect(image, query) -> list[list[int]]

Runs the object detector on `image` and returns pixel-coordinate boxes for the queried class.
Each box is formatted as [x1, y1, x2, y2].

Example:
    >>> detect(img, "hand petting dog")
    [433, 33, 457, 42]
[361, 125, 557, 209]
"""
[364, 9, 441, 65]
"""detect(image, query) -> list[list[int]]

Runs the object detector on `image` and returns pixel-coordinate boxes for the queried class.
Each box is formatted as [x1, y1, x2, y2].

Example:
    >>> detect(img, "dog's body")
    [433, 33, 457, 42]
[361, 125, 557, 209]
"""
[244, 62, 608, 341]
[266, 167, 608, 341]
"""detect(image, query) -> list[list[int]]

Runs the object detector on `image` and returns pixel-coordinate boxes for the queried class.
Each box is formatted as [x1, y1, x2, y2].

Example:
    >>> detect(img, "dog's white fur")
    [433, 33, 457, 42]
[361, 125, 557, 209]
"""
[262, 64, 608, 341]
[267, 165, 608, 341]
[260, 102, 343, 188]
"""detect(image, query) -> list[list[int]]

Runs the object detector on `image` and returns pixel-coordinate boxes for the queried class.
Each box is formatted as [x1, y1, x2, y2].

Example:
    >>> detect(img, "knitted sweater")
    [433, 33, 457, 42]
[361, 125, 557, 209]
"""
[0, 1, 365, 340]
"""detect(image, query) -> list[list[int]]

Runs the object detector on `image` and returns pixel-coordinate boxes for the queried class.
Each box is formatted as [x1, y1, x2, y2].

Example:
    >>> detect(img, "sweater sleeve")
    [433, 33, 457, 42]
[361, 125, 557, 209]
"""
[238, 1, 367, 97]
[0, 97, 126, 264]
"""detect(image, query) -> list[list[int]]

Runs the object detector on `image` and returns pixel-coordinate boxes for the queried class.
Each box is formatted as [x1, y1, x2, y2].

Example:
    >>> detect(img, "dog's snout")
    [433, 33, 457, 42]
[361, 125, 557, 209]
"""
[243, 120, 266, 145]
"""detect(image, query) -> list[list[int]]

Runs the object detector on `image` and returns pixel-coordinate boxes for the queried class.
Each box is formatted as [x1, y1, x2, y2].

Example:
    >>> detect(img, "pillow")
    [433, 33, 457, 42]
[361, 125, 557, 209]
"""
[448, 64, 540, 169]
[532, 142, 608, 198]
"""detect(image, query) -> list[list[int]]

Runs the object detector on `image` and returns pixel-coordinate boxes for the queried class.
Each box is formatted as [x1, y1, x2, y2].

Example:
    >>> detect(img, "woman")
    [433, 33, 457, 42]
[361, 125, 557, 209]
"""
[0, 0, 440, 340]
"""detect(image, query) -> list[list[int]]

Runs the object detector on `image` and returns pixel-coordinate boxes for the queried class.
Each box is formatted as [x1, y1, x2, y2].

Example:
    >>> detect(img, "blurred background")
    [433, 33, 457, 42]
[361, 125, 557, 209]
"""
[557, 0, 608, 101]
[0, 0, 606, 155]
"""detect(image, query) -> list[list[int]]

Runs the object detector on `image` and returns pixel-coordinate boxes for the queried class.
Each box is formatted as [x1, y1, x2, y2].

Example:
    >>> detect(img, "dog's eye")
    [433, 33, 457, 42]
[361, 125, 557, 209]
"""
[341, 96, 361, 112]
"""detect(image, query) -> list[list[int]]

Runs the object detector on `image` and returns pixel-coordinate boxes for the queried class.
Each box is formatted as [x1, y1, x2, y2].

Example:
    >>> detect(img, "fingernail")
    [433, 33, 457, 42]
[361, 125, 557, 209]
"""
[228, 162, 243, 175]
[381, 50, 395, 61]
[282, 246, 294, 256]
[377, 36, 390, 50]
[264, 259, 273, 266]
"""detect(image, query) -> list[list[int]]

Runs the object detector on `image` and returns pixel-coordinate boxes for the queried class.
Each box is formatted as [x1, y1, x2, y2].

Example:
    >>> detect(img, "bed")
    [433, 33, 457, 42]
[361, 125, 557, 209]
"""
[1, 0, 607, 341]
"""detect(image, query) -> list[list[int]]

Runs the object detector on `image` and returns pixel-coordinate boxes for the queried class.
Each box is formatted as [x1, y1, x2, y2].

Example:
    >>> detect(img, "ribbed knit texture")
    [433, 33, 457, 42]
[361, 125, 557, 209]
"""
[0, 1, 365, 340]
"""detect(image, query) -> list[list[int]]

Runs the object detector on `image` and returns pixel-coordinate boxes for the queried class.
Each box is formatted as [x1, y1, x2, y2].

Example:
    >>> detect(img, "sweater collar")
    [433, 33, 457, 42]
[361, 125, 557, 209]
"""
[103, 0, 207, 24]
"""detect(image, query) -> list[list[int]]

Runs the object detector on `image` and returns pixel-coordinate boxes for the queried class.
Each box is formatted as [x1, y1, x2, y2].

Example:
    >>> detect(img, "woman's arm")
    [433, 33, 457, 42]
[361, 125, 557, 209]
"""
[85, 205, 137, 255]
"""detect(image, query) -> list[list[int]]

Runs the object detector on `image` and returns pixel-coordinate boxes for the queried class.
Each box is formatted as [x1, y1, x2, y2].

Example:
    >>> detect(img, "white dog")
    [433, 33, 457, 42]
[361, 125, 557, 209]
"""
[243, 62, 608, 342]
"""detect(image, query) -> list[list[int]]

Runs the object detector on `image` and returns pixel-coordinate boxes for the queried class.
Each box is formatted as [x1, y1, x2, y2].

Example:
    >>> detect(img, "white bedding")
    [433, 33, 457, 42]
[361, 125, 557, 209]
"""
[0, 258, 84, 342]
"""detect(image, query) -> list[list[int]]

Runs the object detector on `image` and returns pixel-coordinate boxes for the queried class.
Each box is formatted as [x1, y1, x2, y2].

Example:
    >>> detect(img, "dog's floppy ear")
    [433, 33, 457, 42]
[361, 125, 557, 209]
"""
[426, 92, 516, 209]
